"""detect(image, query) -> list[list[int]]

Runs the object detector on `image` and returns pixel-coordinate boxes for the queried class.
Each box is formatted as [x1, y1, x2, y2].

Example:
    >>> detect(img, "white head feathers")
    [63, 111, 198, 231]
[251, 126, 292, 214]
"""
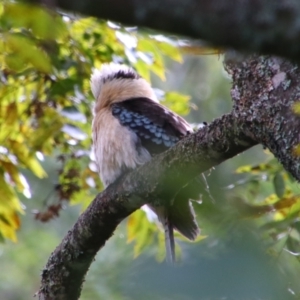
[91, 63, 140, 100]
[91, 63, 158, 111]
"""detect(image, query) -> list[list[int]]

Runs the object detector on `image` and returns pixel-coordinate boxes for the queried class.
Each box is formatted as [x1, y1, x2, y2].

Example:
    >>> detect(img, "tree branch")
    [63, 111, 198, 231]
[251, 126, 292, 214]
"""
[35, 0, 300, 61]
[226, 54, 300, 180]
[38, 54, 300, 299]
[31, 0, 300, 296]
[39, 56, 300, 300]
[38, 113, 256, 300]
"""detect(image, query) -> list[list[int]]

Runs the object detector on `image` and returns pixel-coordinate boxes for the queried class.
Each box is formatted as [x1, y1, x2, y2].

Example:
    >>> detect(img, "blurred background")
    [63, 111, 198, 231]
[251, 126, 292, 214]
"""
[1, 3, 300, 300]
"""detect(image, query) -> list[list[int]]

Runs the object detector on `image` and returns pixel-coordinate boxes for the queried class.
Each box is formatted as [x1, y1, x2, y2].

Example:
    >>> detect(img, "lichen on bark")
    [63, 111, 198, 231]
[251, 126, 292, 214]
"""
[225, 54, 300, 180]
[39, 54, 300, 300]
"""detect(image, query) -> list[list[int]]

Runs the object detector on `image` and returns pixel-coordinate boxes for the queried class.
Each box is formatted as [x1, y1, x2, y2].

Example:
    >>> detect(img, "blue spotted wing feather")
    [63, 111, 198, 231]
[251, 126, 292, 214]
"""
[111, 97, 191, 155]
[111, 97, 200, 250]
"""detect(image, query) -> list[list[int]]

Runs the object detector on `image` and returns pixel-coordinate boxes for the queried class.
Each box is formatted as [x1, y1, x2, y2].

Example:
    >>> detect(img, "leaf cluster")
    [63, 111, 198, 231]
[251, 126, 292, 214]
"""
[233, 156, 300, 261]
[0, 2, 189, 243]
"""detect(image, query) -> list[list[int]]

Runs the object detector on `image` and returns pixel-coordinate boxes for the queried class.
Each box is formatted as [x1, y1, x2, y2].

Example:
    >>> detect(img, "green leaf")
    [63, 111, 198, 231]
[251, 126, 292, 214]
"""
[0, 160, 24, 192]
[127, 210, 156, 257]
[292, 102, 300, 115]
[273, 172, 285, 198]
[246, 179, 261, 200]
[162, 92, 190, 115]
[236, 162, 275, 174]
[0, 171, 23, 242]
[127, 210, 144, 243]
[236, 165, 253, 173]
[30, 121, 63, 150]
[137, 38, 165, 80]
[3, 3, 67, 40]
[8, 140, 47, 178]
[0, 171, 23, 213]
[5, 102, 18, 125]
[149, 57, 165, 80]
[4, 53, 27, 72]
[134, 60, 151, 82]
[50, 78, 78, 97]
[5, 33, 52, 73]
[0, 230, 4, 243]
[157, 41, 182, 63]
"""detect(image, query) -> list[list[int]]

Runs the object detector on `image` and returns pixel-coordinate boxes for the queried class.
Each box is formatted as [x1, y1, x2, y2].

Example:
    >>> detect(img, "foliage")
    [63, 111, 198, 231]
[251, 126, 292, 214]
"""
[233, 157, 300, 261]
[0, 1, 300, 277]
[1, 2, 300, 299]
[0, 2, 190, 245]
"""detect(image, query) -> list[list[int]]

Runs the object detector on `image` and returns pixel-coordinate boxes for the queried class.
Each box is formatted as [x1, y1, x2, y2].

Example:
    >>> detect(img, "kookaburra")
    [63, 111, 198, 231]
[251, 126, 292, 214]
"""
[91, 63, 199, 262]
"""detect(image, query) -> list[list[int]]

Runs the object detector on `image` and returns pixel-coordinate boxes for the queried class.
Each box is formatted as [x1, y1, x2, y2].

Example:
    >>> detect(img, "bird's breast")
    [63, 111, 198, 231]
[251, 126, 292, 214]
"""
[92, 109, 151, 186]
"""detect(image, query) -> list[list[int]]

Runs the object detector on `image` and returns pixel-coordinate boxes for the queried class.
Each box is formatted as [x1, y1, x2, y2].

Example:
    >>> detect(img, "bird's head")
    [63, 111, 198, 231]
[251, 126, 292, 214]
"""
[91, 63, 157, 113]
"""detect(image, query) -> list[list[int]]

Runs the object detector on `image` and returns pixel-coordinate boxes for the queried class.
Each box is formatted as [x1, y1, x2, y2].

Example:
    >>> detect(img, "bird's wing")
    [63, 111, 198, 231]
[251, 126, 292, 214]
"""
[111, 97, 192, 155]
[112, 97, 199, 248]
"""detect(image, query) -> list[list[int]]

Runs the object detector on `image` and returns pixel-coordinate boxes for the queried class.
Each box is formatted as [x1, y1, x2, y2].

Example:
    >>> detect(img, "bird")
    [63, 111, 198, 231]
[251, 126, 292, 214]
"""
[91, 63, 200, 263]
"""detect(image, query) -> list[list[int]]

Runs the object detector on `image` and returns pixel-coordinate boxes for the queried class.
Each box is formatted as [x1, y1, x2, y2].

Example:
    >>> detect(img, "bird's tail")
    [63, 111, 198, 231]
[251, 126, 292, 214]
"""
[149, 205, 176, 263]
[163, 216, 175, 264]
[148, 178, 200, 263]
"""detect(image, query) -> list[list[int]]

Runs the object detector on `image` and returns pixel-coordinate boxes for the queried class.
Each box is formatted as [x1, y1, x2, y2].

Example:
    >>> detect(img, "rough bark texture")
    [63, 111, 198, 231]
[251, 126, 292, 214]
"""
[38, 54, 300, 300]
[226, 55, 300, 179]
[32, 0, 300, 61]
[38, 113, 255, 299]
[34, 1, 300, 299]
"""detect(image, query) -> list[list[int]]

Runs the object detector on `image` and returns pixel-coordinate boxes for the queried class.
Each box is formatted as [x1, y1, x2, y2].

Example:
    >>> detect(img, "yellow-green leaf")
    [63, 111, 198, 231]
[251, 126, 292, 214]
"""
[0, 214, 19, 242]
[149, 59, 165, 81]
[0, 171, 23, 241]
[5, 33, 52, 73]
[236, 165, 253, 173]
[4, 53, 27, 72]
[127, 209, 157, 257]
[273, 172, 285, 199]
[3, 3, 67, 40]
[8, 140, 47, 178]
[0, 160, 24, 192]
[157, 41, 182, 62]
[162, 92, 190, 115]
[293, 144, 300, 156]
[5, 102, 18, 125]
[127, 210, 144, 243]
[25, 156, 47, 178]
[179, 44, 223, 56]
[292, 102, 300, 115]
[0, 173, 23, 213]
[134, 60, 150, 82]
[30, 120, 63, 150]
[138, 38, 165, 80]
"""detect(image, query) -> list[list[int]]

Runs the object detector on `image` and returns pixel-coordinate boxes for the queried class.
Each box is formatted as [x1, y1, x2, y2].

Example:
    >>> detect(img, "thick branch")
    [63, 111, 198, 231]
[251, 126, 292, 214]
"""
[225, 55, 300, 179]
[38, 54, 300, 299]
[38, 113, 255, 300]
[38, 0, 300, 61]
